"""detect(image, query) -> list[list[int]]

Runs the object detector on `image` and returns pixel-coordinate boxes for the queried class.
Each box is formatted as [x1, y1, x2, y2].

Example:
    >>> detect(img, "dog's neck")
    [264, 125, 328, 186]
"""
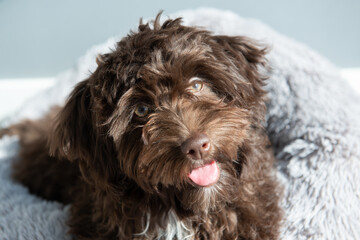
[144, 202, 238, 240]
[101, 179, 235, 238]
[142, 185, 239, 238]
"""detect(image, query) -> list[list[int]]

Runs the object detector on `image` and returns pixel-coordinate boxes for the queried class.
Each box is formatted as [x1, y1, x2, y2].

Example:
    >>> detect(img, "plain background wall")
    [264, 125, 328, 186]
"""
[0, 0, 359, 79]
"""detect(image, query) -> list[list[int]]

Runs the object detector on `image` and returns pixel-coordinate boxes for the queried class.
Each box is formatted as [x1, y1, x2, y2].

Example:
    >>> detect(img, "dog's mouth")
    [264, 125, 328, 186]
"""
[188, 160, 220, 187]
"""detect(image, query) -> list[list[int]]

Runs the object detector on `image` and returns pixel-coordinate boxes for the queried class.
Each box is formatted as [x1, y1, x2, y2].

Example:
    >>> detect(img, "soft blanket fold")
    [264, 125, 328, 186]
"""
[0, 8, 359, 240]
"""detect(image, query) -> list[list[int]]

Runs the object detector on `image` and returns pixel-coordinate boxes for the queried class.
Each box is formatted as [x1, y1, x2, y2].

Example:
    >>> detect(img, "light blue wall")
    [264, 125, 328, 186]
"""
[0, 0, 359, 78]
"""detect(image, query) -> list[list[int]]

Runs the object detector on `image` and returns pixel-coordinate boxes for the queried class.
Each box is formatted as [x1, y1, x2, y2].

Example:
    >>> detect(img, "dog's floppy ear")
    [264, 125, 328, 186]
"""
[211, 35, 268, 107]
[212, 35, 267, 77]
[49, 79, 95, 161]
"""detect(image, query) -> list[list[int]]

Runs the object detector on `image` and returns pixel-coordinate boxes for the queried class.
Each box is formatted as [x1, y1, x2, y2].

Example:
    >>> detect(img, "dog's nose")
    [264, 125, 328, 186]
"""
[181, 133, 211, 160]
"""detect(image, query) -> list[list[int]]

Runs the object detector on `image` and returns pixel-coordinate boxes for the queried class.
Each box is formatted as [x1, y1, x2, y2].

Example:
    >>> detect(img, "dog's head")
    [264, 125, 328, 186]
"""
[49, 15, 267, 213]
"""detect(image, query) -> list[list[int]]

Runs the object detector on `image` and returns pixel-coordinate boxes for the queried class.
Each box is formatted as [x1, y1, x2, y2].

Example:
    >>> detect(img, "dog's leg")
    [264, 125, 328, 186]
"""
[1, 109, 80, 204]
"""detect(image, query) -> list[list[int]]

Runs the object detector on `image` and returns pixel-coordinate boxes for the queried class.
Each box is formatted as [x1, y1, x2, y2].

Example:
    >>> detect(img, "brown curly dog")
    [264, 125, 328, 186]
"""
[1, 14, 282, 240]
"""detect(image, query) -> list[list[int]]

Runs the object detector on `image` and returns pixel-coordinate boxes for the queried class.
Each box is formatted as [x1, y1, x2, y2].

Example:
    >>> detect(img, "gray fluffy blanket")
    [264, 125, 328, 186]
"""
[1, 8, 359, 240]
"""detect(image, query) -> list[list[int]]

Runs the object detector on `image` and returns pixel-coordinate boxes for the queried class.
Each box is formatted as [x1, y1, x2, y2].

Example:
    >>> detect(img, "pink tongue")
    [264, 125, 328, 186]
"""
[188, 160, 220, 187]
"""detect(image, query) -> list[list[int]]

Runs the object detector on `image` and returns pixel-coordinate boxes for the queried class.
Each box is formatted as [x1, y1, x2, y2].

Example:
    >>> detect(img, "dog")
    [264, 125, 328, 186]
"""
[1, 14, 282, 240]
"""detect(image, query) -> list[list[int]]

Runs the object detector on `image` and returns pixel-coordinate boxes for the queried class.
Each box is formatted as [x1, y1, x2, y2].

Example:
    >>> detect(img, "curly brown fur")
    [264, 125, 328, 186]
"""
[2, 14, 282, 240]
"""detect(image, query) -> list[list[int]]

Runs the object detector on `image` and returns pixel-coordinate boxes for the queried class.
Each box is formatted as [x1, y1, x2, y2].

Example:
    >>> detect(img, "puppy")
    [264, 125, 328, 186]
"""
[1, 14, 282, 240]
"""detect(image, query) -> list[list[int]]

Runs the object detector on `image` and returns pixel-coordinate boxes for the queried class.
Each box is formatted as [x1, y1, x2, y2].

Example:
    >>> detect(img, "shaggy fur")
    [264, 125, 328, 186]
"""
[1, 14, 282, 240]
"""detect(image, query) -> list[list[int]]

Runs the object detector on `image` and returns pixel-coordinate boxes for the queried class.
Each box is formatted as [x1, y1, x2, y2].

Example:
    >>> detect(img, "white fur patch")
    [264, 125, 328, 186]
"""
[135, 210, 194, 240]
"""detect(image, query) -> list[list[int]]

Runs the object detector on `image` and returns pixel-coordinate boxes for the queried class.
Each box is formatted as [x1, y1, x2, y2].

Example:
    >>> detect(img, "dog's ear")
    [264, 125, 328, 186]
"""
[212, 35, 267, 78]
[211, 35, 268, 108]
[49, 79, 95, 161]
[215, 35, 266, 60]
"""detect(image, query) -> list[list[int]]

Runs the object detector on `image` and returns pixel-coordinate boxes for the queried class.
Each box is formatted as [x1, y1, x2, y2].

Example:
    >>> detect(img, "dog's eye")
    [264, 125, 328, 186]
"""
[134, 105, 149, 117]
[189, 81, 204, 93]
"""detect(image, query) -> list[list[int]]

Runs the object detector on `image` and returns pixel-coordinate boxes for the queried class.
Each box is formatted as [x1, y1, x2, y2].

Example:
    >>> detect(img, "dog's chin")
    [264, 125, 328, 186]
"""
[176, 185, 228, 215]
[135, 152, 240, 214]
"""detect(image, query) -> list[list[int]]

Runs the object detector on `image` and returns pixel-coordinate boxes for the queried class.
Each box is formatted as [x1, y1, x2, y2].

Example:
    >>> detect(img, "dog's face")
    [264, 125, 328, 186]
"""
[50, 16, 267, 213]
